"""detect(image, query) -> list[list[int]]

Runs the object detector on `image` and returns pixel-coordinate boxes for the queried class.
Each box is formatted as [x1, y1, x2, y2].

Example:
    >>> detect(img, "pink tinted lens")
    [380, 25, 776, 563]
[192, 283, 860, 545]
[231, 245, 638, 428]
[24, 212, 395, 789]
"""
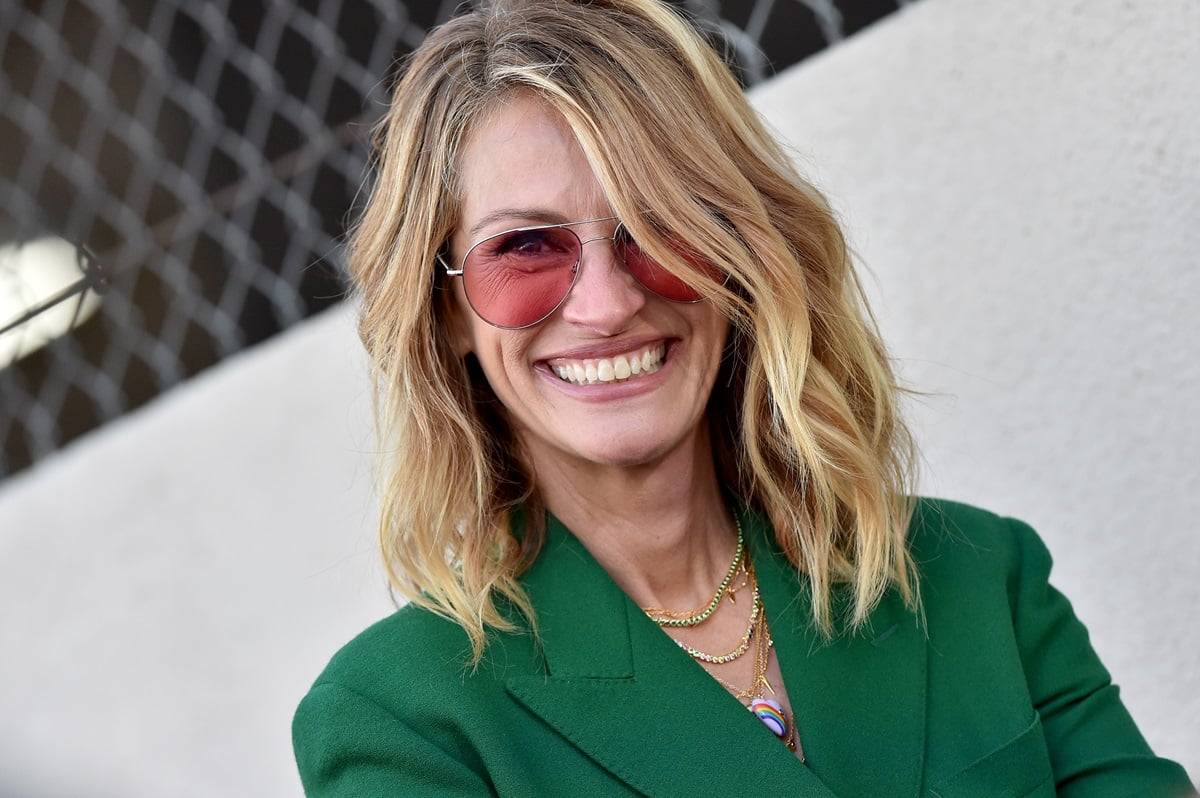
[615, 225, 721, 302]
[462, 227, 582, 328]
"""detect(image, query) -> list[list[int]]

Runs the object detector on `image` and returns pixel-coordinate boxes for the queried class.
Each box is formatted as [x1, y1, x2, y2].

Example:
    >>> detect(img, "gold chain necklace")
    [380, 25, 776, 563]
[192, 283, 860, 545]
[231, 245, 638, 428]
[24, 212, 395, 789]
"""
[641, 517, 744, 627]
[709, 596, 802, 758]
[711, 601, 770, 701]
[645, 543, 803, 759]
[667, 582, 760, 664]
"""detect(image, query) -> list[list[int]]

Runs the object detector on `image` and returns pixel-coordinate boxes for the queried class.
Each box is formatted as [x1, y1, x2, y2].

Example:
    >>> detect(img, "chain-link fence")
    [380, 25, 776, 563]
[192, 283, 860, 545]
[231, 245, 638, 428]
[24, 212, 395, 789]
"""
[0, 0, 911, 479]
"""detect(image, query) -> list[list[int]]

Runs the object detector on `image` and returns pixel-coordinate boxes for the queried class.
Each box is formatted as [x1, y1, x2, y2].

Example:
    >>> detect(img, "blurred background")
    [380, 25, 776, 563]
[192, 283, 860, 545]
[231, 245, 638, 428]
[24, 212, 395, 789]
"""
[2, 0, 1197, 796]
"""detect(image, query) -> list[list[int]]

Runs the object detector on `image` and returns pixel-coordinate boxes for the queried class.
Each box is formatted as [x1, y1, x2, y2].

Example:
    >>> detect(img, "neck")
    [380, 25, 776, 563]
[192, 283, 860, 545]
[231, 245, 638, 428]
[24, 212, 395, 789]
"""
[525, 427, 737, 611]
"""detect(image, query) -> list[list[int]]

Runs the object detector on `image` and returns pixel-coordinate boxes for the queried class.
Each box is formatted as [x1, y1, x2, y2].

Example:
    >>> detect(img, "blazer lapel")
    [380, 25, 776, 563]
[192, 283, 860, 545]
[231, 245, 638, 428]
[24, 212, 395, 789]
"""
[749, 506, 929, 797]
[507, 513, 838, 797]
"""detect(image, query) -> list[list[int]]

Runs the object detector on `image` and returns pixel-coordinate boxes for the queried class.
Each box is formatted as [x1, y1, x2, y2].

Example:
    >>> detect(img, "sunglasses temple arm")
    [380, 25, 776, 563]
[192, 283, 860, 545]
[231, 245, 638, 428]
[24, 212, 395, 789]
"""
[435, 253, 463, 277]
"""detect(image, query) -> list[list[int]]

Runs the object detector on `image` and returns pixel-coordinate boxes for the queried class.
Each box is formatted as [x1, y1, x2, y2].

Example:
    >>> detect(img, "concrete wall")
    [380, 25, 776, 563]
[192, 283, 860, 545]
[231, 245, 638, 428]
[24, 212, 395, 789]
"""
[1, 0, 1196, 794]
[0, 306, 388, 797]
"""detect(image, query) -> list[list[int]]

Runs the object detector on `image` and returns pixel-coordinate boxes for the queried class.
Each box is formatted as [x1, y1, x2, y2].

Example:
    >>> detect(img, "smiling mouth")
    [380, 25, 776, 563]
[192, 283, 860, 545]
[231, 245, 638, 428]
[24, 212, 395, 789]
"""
[549, 343, 666, 386]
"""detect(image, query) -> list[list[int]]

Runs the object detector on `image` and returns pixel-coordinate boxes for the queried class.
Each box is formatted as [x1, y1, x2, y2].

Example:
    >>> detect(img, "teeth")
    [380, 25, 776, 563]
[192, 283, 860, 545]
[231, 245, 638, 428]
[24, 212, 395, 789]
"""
[551, 344, 665, 386]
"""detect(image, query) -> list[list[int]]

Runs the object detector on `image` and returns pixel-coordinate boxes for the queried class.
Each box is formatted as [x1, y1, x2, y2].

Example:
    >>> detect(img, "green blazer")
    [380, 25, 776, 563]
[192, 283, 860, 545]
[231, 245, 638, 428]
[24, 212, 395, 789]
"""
[293, 499, 1194, 796]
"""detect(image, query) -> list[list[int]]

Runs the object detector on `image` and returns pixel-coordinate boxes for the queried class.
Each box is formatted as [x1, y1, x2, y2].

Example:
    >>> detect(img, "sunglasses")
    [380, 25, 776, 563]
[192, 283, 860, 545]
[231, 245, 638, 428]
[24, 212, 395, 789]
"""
[438, 216, 721, 329]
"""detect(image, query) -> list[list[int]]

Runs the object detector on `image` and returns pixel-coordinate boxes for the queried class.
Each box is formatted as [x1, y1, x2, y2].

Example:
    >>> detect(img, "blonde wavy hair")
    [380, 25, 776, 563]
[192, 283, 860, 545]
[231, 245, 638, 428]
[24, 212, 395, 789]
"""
[349, 0, 919, 660]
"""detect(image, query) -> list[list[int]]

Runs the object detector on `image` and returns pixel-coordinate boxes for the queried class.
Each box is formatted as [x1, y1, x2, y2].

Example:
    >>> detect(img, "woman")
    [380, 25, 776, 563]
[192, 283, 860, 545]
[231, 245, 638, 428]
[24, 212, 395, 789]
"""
[293, 0, 1194, 794]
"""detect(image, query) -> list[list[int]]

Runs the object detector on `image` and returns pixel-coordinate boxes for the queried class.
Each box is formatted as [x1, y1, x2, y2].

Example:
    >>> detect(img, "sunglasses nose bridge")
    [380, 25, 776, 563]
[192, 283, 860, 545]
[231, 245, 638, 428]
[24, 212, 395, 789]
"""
[573, 216, 623, 247]
[576, 232, 617, 248]
[572, 228, 629, 281]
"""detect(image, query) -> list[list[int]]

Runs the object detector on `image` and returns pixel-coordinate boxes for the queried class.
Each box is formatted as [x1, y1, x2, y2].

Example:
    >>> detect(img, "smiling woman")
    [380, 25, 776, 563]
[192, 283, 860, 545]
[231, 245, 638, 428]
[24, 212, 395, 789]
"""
[292, 0, 1195, 795]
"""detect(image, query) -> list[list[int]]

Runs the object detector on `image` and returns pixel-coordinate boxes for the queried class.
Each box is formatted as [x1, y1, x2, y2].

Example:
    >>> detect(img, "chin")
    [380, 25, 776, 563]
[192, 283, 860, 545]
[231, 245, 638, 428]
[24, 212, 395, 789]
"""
[567, 435, 685, 469]
[516, 411, 707, 474]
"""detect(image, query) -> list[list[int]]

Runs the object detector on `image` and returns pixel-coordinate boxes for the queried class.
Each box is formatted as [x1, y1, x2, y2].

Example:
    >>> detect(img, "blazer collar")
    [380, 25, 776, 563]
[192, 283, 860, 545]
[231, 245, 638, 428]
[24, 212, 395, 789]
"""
[506, 505, 926, 797]
[748, 510, 928, 797]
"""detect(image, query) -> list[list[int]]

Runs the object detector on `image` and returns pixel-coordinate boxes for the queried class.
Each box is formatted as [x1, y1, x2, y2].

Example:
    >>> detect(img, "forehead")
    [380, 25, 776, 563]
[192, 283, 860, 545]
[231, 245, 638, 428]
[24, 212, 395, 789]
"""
[456, 94, 609, 238]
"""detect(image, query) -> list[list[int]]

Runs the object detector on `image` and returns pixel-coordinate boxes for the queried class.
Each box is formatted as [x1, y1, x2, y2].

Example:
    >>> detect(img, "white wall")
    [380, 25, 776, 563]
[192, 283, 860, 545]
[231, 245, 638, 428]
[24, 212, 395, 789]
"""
[0, 0, 1195, 794]
[0, 306, 388, 797]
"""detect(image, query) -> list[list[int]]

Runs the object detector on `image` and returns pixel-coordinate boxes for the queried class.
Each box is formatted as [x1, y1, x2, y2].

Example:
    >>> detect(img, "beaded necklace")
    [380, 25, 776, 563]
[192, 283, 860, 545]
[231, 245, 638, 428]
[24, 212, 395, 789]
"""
[668, 583, 760, 664]
[642, 519, 744, 627]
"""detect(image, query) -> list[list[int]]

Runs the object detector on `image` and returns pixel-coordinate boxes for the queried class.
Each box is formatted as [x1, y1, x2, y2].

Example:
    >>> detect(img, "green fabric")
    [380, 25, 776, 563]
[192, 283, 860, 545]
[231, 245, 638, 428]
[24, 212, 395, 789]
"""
[293, 498, 1195, 796]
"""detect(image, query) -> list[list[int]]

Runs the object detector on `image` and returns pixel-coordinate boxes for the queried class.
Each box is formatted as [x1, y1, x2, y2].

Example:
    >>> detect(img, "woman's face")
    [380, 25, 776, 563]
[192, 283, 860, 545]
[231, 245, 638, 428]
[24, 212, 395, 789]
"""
[448, 95, 729, 474]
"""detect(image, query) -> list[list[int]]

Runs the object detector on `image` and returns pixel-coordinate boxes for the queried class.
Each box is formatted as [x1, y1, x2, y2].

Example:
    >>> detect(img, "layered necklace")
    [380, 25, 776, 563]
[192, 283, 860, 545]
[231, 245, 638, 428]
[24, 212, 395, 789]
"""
[642, 519, 802, 759]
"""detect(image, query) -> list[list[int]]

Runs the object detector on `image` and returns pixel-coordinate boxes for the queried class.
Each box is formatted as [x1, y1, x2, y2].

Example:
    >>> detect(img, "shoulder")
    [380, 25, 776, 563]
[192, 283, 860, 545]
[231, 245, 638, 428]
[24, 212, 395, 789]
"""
[293, 603, 542, 783]
[909, 496, 1050, 576]
[293, 605, 543, 793]
[905, 496, 1059, 622]
[304, 602, 539, 710]
[905, 499, 1196, 794]
[316, 604, 471, 686]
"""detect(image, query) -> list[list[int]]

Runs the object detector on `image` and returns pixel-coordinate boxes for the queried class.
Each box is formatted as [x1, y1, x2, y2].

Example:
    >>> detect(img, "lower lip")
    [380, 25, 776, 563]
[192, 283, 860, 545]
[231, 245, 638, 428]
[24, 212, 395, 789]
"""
[536, 343, 677, 401]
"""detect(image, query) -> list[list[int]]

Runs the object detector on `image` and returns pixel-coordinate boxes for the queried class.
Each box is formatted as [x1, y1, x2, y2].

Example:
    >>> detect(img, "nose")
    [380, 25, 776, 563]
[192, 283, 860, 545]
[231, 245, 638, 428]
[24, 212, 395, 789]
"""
[558, 232, 647, 332]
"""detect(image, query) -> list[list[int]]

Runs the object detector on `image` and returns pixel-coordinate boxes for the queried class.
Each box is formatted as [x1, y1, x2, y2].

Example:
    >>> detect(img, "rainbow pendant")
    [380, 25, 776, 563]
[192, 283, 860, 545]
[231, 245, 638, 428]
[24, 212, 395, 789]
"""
[749, 697, 789, 739]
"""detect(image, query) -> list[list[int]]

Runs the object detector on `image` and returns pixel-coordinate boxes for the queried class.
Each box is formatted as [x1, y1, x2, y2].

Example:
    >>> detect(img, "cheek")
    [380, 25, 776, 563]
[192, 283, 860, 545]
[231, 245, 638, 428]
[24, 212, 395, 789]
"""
[692, 305, 730, 355]
[457, 313, 536, 396]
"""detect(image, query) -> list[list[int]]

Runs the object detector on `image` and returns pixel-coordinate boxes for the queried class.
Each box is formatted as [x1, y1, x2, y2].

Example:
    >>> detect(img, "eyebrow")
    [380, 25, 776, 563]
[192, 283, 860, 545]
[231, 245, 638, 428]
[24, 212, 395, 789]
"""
[467, 208, 572, 239]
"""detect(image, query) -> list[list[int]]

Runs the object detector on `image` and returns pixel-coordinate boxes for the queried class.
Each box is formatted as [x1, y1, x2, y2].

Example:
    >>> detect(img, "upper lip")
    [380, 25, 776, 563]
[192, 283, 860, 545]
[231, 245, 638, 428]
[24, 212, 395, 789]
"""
[538, 336, 671, 363]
